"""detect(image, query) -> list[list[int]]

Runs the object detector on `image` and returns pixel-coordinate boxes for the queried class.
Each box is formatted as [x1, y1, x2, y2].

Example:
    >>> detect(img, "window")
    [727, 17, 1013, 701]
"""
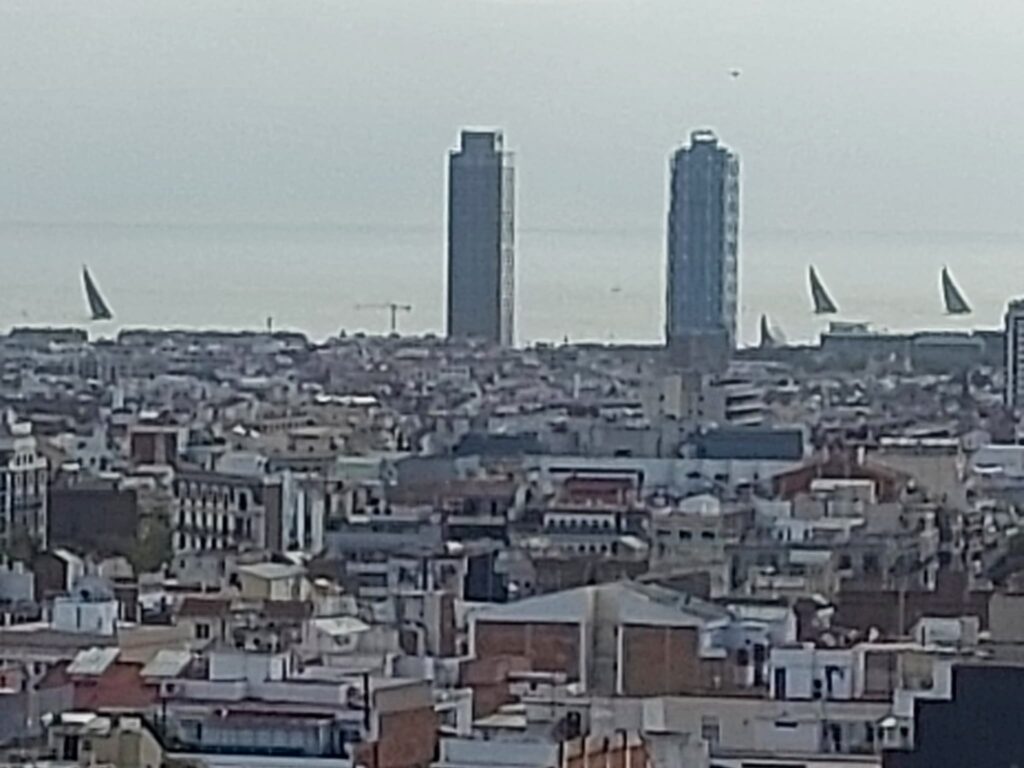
[824, 665, 843, 697]
[678, 530, 693, 541]
[61, 735, 80, 761]
[700, 716, 720, 747]
[753, 644, 767, 687]
[773, 668, 787, 700]
[195, 623, 211, 640]
[863, 554, 881, 575]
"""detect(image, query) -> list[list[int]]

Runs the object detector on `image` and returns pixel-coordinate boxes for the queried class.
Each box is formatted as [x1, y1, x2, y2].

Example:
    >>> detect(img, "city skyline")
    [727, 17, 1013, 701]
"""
[1, 4, 1024, 765]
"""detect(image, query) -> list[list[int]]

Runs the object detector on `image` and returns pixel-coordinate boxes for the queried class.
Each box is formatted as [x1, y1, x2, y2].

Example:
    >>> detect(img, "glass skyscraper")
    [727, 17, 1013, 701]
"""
[666, 129, 740, 353]
[447, 130, 515, 347]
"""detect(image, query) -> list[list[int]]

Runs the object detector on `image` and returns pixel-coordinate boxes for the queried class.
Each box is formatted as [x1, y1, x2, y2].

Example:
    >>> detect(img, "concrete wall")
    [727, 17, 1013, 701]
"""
[612, 695, 887, 757]
[0, 683, 73, 746]
[988, 592, 1024, 643]
[769, 646, 857, 701]
[52, 597, 118, 635]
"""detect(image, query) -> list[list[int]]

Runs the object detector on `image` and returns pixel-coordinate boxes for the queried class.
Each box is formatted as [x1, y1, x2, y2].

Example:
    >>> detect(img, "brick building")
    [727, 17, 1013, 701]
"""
[470, 582, 765, 697]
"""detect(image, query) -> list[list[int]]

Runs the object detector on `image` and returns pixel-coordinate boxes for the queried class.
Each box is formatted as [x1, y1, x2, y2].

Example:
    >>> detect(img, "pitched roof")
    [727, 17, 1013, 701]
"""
[473, 582, 726, 629]
[140, 649, 192, 679]
[67, 647, 120, 676]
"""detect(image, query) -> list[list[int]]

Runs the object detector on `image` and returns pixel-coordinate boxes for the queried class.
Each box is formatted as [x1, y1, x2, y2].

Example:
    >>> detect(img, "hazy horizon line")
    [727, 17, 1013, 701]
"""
[4, 218, 1024, 242]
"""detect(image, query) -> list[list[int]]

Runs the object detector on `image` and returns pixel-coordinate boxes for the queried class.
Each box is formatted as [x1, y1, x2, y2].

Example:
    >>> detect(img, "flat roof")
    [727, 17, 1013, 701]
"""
[237, 562, 305, 580]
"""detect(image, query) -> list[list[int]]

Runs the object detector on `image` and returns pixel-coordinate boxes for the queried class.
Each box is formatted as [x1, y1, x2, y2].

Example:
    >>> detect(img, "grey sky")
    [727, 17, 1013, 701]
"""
[2, 0, 1024, 233]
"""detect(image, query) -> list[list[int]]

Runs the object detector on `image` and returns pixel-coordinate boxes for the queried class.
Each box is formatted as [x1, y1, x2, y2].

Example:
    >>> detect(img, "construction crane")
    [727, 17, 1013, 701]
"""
[354, 302, 412, 334]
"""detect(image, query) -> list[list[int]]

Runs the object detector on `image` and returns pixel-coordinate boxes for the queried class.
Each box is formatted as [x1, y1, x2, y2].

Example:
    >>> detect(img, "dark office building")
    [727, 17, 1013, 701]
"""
[694, 427, 804, 461]
[666, 129, 739, 359]
[884, 664, 1024, 768]
[49, 483, 139, 556]
[447, 130, 515, 347]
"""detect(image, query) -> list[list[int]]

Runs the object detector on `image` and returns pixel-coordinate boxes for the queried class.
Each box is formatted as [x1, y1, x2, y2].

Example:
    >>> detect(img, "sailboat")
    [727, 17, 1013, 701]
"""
[808, 266, 838, 315]
[941, 267, 971, 315]
[82, 266, 114, 321]
[759, 314, 777, 349]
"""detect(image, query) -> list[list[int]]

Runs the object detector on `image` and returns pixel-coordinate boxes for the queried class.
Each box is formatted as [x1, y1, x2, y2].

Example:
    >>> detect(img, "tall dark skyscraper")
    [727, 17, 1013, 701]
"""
[447, 129, 515, 347]
[666, 129, 740, 355]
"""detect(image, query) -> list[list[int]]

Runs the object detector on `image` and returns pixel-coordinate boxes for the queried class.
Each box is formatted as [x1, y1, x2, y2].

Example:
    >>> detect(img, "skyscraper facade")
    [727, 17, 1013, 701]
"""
[1005, 299, 1024, 409]
[447, 130, 515, 347]
[665, 129, 740, 354]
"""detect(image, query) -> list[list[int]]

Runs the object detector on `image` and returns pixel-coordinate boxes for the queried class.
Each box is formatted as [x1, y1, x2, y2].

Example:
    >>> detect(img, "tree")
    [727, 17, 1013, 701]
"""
[129, 516, 172, 573]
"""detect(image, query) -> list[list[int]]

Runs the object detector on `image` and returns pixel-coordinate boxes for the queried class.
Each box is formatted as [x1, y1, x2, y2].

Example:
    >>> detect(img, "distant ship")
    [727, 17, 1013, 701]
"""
[808, 266, 838, 315]
[82, 266, 114, 321]
[941, 266, 971, 315]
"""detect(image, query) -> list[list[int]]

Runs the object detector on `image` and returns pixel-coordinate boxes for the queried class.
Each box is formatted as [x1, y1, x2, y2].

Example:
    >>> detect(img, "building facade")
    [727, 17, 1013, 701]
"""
[447, 129, 515, 347]
[0, 413, 48, 550]
[171, 471, 279, 555]
[666, 129, 740, 354]
[1005, 299, 1024, 409]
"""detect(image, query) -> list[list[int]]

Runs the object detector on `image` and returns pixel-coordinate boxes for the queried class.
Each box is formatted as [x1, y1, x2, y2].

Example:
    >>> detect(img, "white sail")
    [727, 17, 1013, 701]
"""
[941, 267, 971, 315]
[82, 266, 114, 321]
[809, 266, 838, 315]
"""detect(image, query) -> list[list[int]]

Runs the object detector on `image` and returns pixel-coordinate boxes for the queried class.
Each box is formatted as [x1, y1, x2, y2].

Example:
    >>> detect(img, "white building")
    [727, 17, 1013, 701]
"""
[769, 645, 857, 701]
[280, 472, 327, 555]
[51, 578, 120, 636]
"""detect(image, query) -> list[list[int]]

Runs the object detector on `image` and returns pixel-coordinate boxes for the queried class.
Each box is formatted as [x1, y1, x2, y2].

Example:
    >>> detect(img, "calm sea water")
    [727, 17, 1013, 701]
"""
[0, 223, 1018, 346]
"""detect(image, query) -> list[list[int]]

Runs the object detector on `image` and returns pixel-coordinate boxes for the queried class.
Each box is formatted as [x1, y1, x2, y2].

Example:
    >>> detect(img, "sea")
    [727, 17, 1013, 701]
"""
[1, 222, 1018, 347]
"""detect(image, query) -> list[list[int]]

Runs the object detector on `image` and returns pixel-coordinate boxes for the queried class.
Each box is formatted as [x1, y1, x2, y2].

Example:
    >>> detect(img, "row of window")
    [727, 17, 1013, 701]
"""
[1, 470, 46, 496]
[175, 533, 243, 552]
[558, 542, 622, 556]
[544, 517, 617, 531]
[12, 453, 36, 468]
[174, 483, 251, 511]
[655, 528, 718, 541]
[176, 512, 254, 538]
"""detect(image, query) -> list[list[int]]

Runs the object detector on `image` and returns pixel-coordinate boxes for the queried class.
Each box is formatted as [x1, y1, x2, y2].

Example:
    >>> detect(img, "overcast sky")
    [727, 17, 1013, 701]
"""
[3, 0, 1024, 234]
